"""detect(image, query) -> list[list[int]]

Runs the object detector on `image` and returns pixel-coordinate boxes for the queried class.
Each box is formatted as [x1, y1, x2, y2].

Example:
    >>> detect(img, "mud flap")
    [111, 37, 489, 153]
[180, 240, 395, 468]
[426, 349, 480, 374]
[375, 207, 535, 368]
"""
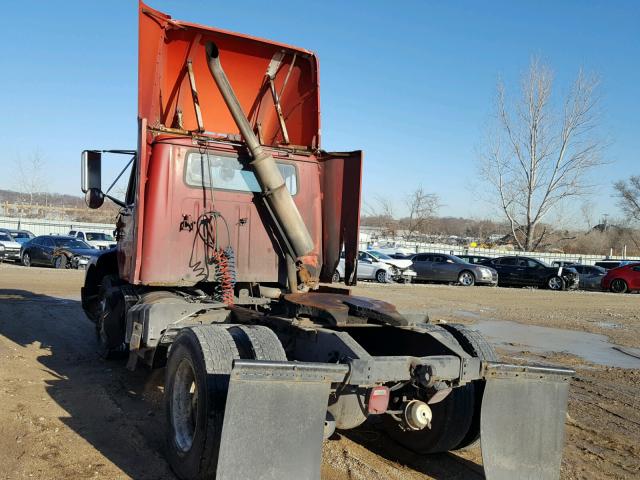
[216, 360, 349, 480]
[480, 363, 574, 480]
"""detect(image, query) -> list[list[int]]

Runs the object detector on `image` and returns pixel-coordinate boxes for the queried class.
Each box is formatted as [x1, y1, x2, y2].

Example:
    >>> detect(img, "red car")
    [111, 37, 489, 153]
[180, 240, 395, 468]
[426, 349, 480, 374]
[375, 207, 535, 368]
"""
[601, 263, 640, 293]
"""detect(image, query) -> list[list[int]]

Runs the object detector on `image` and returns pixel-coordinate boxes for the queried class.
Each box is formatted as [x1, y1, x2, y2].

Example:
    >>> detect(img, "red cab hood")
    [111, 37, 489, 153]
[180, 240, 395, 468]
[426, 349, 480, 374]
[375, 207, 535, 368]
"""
[139, 2, 320, 149]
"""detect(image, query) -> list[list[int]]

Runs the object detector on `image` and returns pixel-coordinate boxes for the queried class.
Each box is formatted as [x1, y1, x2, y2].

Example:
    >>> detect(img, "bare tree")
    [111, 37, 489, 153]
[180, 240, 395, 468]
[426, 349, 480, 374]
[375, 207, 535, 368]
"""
[403, 186, 440, 240]
[362, 196, 398, 236]
[614, 175, 640, 223]
[15, 152, 47, 205]
[580, 201, 596, 230]
[479, 58, 605, 251]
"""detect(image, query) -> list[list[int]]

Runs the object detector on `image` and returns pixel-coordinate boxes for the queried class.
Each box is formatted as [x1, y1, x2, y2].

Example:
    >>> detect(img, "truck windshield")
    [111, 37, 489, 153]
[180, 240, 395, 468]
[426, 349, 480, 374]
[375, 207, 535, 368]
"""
[86, 232, 114, 241]
[185, 153, 297, 195]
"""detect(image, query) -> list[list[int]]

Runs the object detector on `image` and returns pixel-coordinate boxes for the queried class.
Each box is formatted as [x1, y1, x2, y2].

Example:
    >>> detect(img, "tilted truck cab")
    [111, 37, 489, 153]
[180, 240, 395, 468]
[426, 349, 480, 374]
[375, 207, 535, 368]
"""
[79, 3, 573, 480]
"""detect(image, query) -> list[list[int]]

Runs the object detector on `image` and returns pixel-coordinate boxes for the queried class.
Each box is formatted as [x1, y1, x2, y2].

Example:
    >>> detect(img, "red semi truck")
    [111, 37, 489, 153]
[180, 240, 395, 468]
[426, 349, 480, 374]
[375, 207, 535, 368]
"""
[79, 3, 572, 479]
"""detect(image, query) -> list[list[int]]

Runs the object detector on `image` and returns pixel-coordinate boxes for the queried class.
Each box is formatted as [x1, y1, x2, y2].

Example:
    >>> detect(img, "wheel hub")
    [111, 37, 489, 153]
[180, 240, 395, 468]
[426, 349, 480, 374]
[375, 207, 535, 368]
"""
[172, 359, 199, 452]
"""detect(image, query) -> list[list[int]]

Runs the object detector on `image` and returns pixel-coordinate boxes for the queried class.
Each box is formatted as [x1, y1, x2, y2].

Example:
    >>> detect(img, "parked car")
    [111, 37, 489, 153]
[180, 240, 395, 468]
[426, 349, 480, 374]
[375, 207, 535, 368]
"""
[0, 231, 22, 263]
[388, 252, 414, 260]
[21, 235, 100, 269]
[334, 250, 416, 283]
[570, 264, 607, 290]
[410, 253, 498, 286]
[68, 230, 117, 250]
[0, 228, 35, 245]
[457, 254, 492, 265]
[601, 263, 640, 293]
[479, 256, 578, 290]
[595, 259, 639, 270]
[551, 261, 578, 267]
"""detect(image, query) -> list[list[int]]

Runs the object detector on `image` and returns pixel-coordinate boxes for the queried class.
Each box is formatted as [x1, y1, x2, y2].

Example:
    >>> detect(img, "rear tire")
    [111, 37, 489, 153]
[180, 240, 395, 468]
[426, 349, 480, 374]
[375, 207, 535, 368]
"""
[610, 278, 628, 294]
[165, 325, 286, 480]
[165, 327, 239, 480]
[331, 271, 340, 283]
[384, 378, 475, 454]
[383, 324, 497, 453]
[441, 323, 498, 450]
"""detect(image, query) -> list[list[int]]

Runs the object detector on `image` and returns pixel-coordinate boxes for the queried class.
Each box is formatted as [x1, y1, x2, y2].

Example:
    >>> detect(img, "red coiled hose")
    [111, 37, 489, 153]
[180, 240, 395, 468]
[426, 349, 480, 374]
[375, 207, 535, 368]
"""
[212, 249, 234, 305]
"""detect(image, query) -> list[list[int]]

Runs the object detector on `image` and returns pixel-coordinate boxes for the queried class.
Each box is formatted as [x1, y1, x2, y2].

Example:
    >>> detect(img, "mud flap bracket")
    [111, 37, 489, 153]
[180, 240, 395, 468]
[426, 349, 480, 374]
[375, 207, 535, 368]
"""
[216, 360, 348, 480]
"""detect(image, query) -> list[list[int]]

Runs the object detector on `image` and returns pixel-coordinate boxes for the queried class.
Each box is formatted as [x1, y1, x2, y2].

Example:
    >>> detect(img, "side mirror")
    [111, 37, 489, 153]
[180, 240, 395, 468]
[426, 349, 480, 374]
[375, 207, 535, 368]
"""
[81, 150, 102, 193]
[85, 188, 105, 209]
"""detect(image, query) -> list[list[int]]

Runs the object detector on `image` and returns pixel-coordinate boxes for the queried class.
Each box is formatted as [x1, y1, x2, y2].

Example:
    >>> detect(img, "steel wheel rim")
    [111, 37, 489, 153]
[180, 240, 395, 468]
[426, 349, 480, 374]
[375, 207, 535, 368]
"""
[172, 358, 199, 452]
[460, 272, 473, 286]
[549, 277, 562, 290]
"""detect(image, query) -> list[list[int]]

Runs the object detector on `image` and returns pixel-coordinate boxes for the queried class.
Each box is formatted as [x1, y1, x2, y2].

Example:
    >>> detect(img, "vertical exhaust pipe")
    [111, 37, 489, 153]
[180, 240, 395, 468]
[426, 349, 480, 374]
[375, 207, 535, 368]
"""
[205, 42, 315, 261]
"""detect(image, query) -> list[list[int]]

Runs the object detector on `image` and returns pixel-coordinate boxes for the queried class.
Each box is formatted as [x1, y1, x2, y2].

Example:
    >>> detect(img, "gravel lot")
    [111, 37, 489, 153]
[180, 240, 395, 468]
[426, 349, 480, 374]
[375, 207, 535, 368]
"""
[0, 263, 638, 479]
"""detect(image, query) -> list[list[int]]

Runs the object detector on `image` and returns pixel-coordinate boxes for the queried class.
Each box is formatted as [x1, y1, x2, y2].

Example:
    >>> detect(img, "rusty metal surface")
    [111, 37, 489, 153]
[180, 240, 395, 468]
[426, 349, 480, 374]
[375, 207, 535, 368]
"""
[121, 4, 358, 289]
[135, 138, 322, 286]
[284, 292, 407, 326]
[138, 2, 319, 150]
[318, 151, 363, 285]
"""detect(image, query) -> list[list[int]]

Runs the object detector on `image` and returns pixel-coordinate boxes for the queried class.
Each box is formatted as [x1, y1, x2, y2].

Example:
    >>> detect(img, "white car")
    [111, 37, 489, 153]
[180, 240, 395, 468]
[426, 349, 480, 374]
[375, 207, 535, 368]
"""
[334, 250, 417, 283]
[68, 230, 117, 250]
[0, 231, 22, 263]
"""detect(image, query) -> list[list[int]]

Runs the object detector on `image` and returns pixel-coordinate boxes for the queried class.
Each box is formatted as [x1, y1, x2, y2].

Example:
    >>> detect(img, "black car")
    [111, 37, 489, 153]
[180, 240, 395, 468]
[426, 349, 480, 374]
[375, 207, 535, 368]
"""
[479, 256, 578, 290]
[21, 235, 100, 269]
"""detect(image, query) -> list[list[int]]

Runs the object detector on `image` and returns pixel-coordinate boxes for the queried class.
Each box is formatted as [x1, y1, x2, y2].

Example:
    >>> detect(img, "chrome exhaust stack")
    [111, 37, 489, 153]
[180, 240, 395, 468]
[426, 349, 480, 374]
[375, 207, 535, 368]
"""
[205, 43, 315, 267]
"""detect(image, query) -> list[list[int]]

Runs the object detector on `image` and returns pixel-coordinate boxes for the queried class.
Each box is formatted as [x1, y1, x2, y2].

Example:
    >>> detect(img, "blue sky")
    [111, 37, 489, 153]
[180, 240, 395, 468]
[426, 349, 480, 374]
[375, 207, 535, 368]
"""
[0, 1, 638, 224]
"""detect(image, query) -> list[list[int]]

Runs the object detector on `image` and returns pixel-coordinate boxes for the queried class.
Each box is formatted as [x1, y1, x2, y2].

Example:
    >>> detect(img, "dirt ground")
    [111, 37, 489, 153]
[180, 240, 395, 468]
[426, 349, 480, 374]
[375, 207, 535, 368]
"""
[0, 263, 638, 479]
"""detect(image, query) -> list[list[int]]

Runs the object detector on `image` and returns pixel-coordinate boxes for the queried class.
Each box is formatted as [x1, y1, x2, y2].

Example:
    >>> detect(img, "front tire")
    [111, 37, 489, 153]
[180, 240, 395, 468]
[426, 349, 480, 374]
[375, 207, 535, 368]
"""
[54, 255, 68, 269]
[610, 278, 628, 294]
[458, 270, 475, 287]
[331, 271, 340, 283]
[376, 269, 388, 283]
[22, 252, 31, 267]
[547, 276, 565, 291]
[96, 275, 127, 359]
